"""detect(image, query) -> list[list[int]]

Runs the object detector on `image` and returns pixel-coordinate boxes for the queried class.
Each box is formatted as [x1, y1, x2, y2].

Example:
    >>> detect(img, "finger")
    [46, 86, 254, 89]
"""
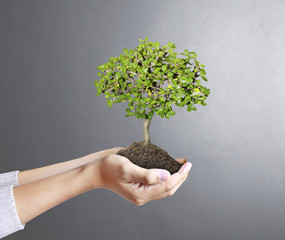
[150, 167, 191, 201]
[178, 162, 192, 175]
[176, 158, 187, 164]
[150, 182, 184, 201]
[139, 162, 192, 198]
[127, 164, 170, 185]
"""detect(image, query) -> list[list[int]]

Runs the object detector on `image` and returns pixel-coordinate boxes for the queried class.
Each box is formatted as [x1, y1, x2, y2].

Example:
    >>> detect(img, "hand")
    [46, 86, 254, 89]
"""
[82, 147, 124, 161]
[13, 148, 191, 225]
[93, 154, 192, 206]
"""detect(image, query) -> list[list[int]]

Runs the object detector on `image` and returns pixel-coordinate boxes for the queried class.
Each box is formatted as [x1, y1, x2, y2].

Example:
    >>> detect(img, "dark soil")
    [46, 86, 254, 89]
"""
[117, 141, 183, 174]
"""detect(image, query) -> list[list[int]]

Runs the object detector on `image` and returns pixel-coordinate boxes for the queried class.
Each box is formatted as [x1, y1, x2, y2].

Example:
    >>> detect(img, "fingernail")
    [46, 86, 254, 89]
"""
[183, 163, 192, 173]
[159, 170, 170, 182]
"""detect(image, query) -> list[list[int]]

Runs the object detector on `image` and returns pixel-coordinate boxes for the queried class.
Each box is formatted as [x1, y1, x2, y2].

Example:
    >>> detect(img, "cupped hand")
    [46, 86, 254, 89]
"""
[97, 154, 192, 206]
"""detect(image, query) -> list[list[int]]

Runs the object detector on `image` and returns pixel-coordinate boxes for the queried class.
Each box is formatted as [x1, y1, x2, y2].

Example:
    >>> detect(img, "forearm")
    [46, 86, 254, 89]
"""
[13, 161, 101, 224]
[12, 153, 190, 226]
[18, 149, 113, 185]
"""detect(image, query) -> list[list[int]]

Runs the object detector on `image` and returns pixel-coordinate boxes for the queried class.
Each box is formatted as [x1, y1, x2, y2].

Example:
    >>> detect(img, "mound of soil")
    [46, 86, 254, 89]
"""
[117, 141, 183, 174]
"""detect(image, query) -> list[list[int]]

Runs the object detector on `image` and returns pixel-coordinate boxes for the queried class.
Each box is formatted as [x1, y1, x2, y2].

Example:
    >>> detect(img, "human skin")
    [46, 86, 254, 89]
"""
[17, 148, 124, 185]
[13, 148, 192, 225]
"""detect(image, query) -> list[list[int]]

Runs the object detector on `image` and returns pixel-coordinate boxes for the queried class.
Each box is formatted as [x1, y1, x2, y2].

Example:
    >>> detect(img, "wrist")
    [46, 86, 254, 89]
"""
[80, 158, 103, 190]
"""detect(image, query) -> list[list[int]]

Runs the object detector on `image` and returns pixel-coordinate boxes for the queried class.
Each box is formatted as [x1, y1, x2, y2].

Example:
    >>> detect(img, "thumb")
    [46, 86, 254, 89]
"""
[129, 166, 170, 185]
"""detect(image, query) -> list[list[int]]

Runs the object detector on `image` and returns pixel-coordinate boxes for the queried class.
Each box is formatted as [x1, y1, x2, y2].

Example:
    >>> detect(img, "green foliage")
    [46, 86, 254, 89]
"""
[95, 37, 210, 120]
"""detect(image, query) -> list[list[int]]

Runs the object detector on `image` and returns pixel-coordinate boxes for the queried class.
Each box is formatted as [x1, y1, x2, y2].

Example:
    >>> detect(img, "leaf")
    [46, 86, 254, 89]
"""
[168, 72, 174, 78]
[193, 88, 200, 93]
[131, 88, 138, 94]
[96, 89, 102, 96]
[200, 68, 206, 76]
[115, 72, 121, 80]
[166, 102, 172, 108]
[162, 65, 167, 72]
[142, 103, 147, 108]
[121, 66, 126, 74]
[97, 65, 105, 70]
[189, 52, 197, 58]
[139, 113, 146, 119]
[170, 94, 177, 101]
[123, 48, 128, 55]
[158, 111, 164, 118]
[154, 42, 160, 50]
[201, 76, 208, 82]
[106, 99, 112, 108]
[168, 110, 176, 116]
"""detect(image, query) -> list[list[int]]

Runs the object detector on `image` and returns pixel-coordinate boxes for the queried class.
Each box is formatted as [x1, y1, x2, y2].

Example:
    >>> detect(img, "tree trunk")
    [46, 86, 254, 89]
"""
[143, 119, 151, 145]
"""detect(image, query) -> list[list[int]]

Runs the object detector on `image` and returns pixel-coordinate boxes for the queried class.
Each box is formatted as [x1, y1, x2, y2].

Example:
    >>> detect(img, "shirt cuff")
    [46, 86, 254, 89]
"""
[0, 171, 19, 188]
[0, 185, 25, 239]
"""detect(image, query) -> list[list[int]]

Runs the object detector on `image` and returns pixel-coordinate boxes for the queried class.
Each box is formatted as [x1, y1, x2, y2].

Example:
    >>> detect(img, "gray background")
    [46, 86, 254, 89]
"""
[1, 0, 285, 239]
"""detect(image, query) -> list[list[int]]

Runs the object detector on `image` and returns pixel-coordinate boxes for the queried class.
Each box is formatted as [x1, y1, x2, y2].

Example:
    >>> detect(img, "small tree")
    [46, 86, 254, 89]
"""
[95, 37, 210, 145]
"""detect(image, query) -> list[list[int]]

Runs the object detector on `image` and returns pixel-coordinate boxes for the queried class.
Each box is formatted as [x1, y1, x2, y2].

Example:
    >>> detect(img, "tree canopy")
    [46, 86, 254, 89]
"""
[95, 37, 210, 120]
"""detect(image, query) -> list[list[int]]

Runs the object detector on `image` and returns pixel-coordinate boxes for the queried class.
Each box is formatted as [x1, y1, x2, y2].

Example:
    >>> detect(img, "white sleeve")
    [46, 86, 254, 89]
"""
[0, 172, 25, 239]
[0, 171, 19, 188]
